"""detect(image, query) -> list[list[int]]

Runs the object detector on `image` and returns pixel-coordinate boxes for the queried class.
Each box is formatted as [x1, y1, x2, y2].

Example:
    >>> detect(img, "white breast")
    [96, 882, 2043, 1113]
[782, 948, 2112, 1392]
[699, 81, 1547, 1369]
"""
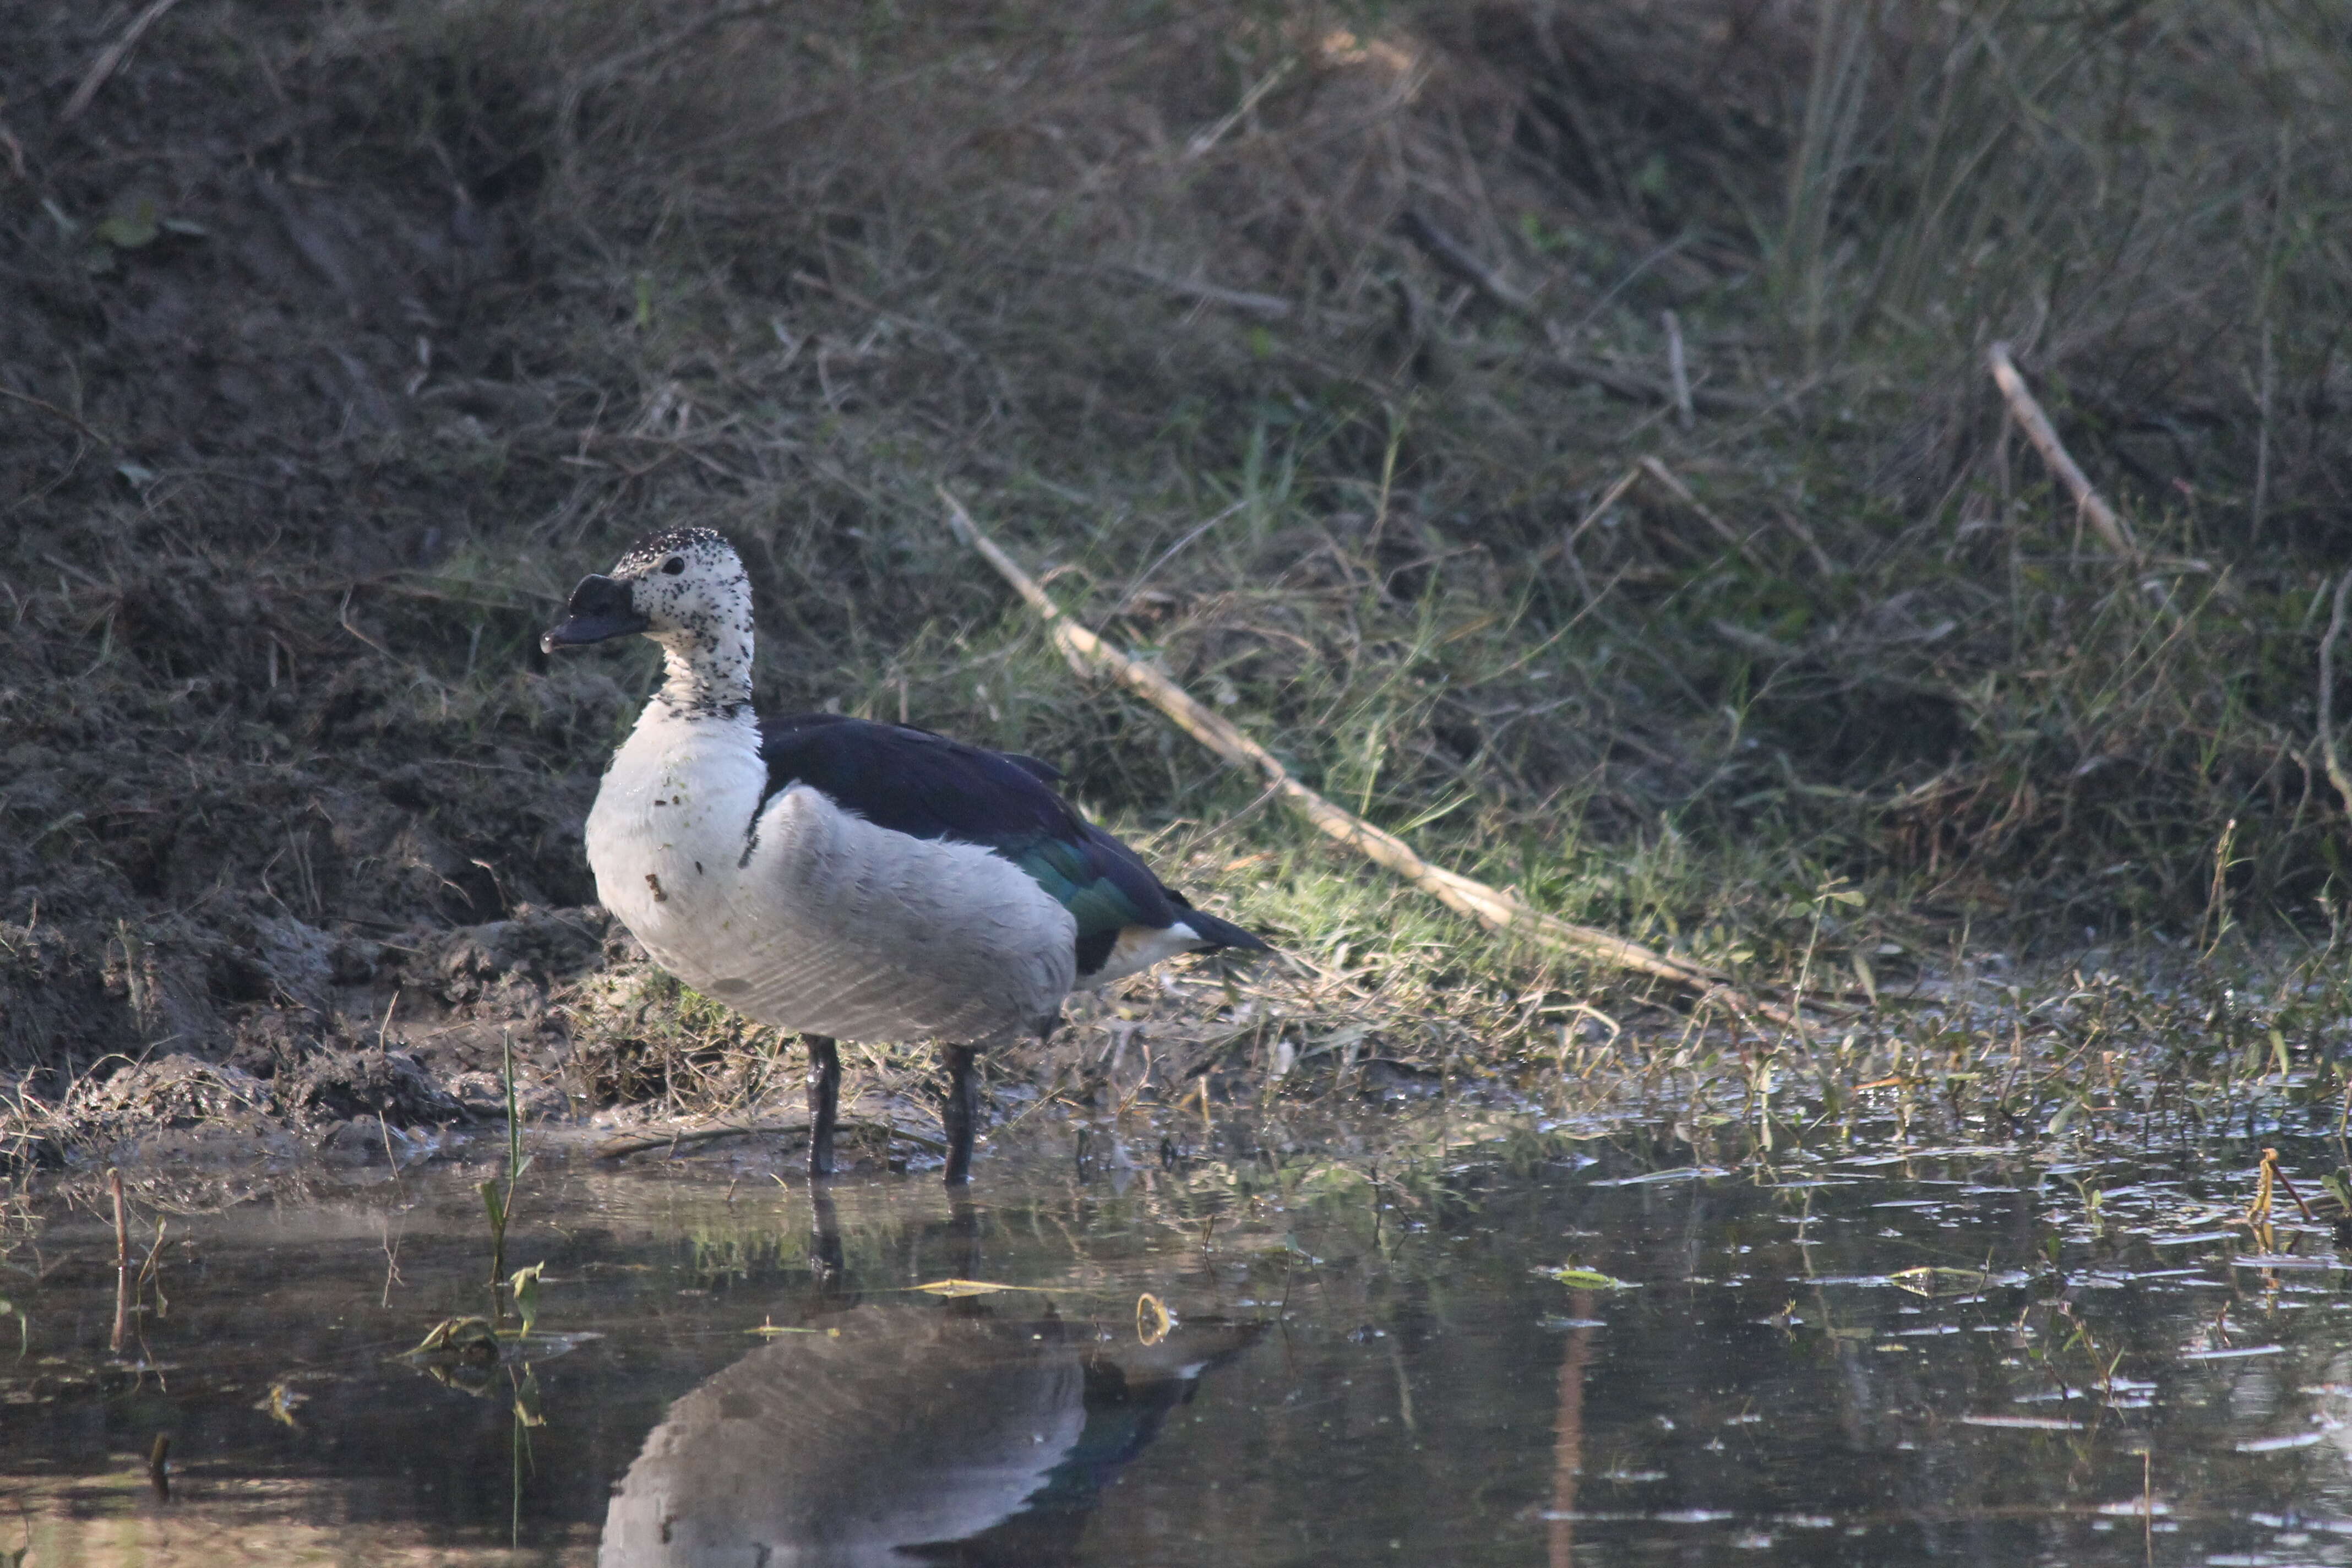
[585, 710, 1075, 1046]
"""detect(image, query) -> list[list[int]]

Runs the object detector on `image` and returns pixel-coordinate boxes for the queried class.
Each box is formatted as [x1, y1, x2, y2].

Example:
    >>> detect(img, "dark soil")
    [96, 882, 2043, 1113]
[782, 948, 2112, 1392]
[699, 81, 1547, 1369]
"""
[0, 5, 629, 1159]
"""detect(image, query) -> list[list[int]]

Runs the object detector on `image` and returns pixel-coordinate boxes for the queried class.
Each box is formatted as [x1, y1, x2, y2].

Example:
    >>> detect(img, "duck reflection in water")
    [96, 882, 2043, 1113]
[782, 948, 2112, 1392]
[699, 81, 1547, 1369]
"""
[600, 1281, 1256, 1566]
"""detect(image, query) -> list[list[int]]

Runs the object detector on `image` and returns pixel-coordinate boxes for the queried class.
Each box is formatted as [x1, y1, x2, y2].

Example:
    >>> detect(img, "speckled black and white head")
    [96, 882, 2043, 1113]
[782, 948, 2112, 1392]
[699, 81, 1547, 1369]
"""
[542, 527, 755, 716]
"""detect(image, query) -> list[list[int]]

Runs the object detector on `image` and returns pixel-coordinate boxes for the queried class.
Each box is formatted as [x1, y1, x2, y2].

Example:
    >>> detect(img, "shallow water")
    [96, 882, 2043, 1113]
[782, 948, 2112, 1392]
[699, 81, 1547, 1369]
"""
[6, 1118, 2351, 1566]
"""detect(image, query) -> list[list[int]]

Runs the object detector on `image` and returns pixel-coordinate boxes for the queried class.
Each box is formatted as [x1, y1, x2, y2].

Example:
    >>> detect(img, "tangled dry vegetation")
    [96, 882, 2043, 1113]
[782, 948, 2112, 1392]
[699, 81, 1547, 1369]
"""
[4, 0, 2352, 1160]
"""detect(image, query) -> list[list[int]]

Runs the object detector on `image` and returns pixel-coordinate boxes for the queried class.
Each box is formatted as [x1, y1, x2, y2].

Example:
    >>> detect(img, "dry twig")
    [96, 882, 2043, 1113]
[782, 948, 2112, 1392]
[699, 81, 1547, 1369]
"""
[1986, 342, 2141, 565]
[60, 0, 187, 124]
[1400, 209, 1540, 314]
[594, 1118, 946, 1161]
[1111, 265, 1293, 320]
[2316, 570, 2352, 813]
[1536, 465, 1645, 567]
[1401, 210, 1760, 416]
[1537, 459, 1770, 575]
[1662, 310, 1693, 430]
[109, 1167, 129, 1353]
[941, 488, 1818, 1030]
[1636, 458, 1769, 571]
[0, 385, 107, 445]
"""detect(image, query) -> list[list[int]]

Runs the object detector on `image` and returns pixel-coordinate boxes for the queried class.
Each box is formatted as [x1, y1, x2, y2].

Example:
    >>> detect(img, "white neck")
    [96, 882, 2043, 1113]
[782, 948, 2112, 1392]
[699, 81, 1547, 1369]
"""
[654, 629, 753, 717]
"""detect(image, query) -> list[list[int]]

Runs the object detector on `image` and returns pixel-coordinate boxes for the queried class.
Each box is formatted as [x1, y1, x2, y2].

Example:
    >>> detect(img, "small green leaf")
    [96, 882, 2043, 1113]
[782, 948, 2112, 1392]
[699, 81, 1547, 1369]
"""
[1544, 1266, 1631, 1290]
[94, 201, 160, 249]
[480, 1178, 507, 1232]
[408, 1316, 499, 1359]
[1887, 1266, 1986, 1298]
[509, 1261, 546, 1338]
[908, 1277, 1080, 1297]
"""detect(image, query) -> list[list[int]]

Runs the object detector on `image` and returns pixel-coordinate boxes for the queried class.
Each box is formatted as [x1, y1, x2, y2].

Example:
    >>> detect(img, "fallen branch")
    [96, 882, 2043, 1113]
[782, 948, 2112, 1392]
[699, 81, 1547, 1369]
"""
[1531, 354, 1760, 417]
[2317, 570, 2352, 814]
[1636, 457, 1769, 572]
[1536, 459, 1767, 574]
[941, 489, 1822, 1030]
[0, 385, 107, 445]
[1400, 209, 1542, 314]
[1986, 342, 2141, 565]
[1112, 265, 1294, 321]
[593, 1118, 946, 1161]
[1662, 310, 1693, 431]
[1535, 464, 1645, 568]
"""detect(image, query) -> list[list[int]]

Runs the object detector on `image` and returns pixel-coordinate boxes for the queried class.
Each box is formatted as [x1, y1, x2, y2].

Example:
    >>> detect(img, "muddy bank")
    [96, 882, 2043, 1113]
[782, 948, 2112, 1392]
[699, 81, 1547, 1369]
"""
[3, 898, 591, 1161]
[2, 889, 1426, 1174]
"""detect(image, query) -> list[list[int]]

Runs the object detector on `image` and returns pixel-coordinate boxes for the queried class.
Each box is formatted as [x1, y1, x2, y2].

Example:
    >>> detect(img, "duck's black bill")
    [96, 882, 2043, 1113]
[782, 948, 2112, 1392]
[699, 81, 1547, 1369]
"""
[541, 574, 647, 652]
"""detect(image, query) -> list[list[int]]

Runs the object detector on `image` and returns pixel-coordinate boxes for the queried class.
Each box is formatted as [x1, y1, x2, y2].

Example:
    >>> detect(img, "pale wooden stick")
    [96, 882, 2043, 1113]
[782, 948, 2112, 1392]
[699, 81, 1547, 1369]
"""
[1400, 210, 1761, 416]
[941, 488, 1813, 1027]
[60, 0, 187, 124]
[1636, 457, 1768, 571]
[1662, 310, 1693, 430]
[594, 1118, 945, 1161]
[1986, 342, 2140, 564]
[1531, 465, 1642, 573]
[110, 1168, 129, 1353]
[2317, 570, 2352, 813]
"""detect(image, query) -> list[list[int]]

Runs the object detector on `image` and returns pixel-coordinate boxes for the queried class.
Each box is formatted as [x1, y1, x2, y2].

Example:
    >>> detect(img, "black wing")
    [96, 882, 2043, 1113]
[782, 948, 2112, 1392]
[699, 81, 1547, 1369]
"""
[757, 714, 1198, 971]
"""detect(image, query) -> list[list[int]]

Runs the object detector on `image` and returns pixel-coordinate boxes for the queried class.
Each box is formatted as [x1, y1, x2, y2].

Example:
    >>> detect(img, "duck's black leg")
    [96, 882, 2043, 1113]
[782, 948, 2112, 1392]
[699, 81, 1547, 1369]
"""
[941, 1045, 979, 1185]
[804, 1035, 840, 1178]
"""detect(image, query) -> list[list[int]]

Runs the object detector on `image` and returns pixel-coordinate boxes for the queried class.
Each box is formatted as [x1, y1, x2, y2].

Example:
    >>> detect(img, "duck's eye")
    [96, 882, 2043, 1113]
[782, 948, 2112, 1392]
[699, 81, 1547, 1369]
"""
[661, 556, 685, 575]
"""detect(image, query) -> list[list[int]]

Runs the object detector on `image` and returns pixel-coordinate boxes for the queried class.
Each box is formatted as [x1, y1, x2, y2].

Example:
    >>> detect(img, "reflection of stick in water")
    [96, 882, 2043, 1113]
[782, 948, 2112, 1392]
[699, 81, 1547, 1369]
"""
[109, 1168, 128, 1355]
[1550, 1293, 1594, 1568]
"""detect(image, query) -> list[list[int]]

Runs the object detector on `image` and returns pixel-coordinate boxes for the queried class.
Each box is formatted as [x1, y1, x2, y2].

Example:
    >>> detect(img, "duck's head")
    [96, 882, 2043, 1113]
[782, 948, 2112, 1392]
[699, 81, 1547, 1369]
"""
[541, 527, 751, 658]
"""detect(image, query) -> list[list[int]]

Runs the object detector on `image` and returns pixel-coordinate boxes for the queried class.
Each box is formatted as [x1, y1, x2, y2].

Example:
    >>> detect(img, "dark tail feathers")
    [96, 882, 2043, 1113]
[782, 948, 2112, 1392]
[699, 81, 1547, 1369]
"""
[1177, 902, 1273, 954]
